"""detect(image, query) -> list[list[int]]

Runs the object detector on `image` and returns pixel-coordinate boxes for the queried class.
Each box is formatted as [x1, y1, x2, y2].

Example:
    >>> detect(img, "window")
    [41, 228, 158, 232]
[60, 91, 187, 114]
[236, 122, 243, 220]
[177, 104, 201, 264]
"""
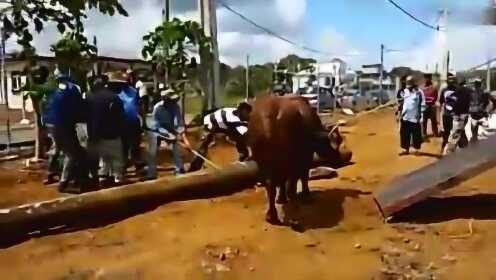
[11, 72, 27, 94]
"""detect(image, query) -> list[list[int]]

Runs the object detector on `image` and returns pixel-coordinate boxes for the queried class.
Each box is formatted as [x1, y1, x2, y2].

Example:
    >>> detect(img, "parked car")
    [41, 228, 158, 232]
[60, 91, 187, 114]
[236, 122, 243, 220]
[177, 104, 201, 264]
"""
[367, 89, 391, 106]
[300, 87, 335, 110]
[339, 89, 373, 112]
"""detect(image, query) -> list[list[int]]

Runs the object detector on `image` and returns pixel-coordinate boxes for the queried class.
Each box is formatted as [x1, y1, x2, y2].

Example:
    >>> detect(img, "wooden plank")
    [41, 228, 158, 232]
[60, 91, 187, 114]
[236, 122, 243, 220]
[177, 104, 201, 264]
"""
[374, 135, 496, 219]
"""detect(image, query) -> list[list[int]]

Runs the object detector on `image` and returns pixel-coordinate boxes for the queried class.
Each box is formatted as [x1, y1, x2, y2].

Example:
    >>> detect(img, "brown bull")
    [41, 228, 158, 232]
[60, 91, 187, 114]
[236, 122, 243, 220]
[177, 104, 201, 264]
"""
[248, 95, 352, 224]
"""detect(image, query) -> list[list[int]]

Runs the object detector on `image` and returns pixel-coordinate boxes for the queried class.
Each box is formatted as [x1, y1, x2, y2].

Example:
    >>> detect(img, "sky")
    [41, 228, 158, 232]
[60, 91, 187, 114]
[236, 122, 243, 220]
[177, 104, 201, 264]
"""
[7, 0, 496, 71]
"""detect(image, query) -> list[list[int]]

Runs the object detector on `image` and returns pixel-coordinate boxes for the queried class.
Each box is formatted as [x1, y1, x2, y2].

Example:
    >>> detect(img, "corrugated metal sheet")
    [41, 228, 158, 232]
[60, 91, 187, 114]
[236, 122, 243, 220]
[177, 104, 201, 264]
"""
[374, 134, 496, 219]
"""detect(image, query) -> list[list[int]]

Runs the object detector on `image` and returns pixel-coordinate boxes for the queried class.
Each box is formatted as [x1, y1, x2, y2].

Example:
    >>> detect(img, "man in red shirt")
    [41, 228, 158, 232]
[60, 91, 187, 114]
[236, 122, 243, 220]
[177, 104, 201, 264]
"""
[421, 74, 439, 138]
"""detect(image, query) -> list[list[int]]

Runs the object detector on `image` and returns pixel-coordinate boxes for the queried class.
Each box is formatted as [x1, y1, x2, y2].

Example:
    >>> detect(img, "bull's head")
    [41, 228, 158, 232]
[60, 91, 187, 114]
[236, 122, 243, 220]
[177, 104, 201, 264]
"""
[314, 124, 352, 167]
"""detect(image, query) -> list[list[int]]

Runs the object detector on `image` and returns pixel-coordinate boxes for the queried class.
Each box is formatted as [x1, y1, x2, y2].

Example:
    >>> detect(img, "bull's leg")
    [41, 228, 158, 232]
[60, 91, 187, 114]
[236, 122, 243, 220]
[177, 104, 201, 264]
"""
[276, 183, 288, 204]
[301, 169, 310, 197]
[284, 177, 303, 232]
[265, 180, 280, 224]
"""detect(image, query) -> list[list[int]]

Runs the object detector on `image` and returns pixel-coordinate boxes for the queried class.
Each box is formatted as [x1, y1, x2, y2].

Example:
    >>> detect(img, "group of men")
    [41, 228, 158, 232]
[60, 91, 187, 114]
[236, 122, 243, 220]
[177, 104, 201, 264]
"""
[397, 73, 495, 156]
[42, 70, 252, 193]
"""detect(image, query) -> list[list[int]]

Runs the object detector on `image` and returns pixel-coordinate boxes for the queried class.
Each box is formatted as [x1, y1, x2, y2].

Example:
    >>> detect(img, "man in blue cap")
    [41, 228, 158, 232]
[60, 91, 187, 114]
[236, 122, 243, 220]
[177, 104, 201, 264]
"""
[49, 73, 88, 192]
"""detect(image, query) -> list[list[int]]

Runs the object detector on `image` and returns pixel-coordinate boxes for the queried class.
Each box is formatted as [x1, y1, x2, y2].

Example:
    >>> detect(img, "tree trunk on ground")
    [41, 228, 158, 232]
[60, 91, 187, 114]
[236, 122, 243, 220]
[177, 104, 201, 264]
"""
[0, 161, 259, 237]
[0, 155, 345, 237]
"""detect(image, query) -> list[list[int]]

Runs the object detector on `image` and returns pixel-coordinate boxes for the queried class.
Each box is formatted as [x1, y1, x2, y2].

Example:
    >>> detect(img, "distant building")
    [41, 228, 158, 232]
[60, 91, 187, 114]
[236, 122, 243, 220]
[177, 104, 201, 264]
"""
[291, 58, 348, 93]
[0, 55, 152, 111]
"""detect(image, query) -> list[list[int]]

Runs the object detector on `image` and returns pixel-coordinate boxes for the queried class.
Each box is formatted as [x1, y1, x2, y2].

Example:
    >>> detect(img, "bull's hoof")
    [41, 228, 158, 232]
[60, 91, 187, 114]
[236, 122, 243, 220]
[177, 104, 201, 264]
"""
[288, 219, 304, 233]
[265, 211, 280, 225]
[276, 195, 288, 205]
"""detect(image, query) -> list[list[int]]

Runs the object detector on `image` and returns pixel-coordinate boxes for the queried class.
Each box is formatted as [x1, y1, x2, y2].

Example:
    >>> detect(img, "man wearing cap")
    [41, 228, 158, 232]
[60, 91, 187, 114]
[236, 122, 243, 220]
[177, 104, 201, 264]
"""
[398, 76, 426, 155]
[421, 74, 439, 138]
[469, 78, 496, 142]
[441, 75, 471, 155]
[188, 102, 252, 172]
[107, 71, 144, 174]
[143, 88, 186, 180]
[49, 74, 88, 192]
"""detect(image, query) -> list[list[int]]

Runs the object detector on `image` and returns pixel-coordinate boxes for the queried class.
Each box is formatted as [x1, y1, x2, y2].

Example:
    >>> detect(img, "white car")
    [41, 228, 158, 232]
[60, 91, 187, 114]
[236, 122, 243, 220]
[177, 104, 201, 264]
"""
[339, 89, 373, 112]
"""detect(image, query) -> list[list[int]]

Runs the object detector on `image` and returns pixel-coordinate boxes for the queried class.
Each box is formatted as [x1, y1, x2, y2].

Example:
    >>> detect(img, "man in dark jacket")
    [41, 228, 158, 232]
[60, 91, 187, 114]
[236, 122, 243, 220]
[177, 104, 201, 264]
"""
[87, 76, 126, 185]
[469, 78, 496, 142]
[50, 74, 88, 192]
[441, 77, 471, 155]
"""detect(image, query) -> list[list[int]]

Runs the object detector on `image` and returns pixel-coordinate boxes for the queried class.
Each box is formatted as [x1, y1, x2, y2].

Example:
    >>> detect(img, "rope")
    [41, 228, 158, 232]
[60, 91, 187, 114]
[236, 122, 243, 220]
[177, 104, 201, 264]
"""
[176, 141, 221, 170]
[328, 101, 396, 131]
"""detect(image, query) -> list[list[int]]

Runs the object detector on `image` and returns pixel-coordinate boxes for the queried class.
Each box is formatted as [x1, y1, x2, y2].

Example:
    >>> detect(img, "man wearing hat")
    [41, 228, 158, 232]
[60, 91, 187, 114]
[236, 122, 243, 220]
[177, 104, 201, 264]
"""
[398, 76, 426, 156]
[107, 71, 144, 174]
[143, 87, 186, 180]
[468, 78, 496, 142]
[441, 74, 471, 155]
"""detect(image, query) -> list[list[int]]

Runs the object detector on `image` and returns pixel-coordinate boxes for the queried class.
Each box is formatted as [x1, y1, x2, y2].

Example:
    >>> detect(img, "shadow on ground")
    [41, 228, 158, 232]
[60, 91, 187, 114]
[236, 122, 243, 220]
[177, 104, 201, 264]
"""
[287, 188, 371, 231]
[393, 194, 496, 224]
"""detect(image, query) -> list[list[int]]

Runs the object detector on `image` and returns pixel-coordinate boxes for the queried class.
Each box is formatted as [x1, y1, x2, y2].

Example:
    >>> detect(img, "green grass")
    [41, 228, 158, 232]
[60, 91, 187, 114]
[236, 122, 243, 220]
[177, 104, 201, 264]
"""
[184, 94, 245, 115]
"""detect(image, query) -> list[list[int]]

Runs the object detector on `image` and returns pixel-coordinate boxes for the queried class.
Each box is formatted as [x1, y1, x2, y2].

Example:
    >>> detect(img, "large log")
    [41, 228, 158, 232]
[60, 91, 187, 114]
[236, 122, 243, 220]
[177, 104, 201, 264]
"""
[0, 151, 347, 238]
[374, 134, 496, 220]
[0, 161, 259, 237]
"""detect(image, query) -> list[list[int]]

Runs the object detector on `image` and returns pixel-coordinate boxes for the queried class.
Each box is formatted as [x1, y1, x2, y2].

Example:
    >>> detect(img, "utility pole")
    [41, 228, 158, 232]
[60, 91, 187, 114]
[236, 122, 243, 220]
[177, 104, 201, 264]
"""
[487, 59, 492, 92]
[162, 1, 170, 89]
[380, 44, 384, 92]
[440, 6, 449, 88]
[246, 55, 250, 100]
[1, 16, 11, 153]
[165, 0, 170, 21]
[198, 0, 221, 110]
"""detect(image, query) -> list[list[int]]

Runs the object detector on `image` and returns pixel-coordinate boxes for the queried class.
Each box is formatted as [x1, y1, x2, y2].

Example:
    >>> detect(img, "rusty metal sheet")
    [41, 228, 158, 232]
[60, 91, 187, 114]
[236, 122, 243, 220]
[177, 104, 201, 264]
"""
[374, 135, 496, 220]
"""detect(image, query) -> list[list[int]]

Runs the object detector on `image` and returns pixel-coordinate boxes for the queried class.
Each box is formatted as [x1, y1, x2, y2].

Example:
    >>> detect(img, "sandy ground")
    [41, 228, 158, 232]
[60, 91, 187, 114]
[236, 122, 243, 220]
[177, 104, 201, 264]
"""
[1, 108, 496, 279]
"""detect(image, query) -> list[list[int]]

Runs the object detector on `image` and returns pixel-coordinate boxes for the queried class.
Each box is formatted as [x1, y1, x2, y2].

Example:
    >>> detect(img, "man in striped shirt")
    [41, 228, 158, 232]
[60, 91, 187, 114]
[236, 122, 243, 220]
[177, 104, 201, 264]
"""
[188, 102, 252, 172]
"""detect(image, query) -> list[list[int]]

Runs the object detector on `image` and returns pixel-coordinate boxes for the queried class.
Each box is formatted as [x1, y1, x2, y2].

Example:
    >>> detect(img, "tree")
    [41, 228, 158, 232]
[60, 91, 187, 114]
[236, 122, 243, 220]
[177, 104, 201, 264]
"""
[142, 18, 212, 117]
[50, 32, 96, 89]
[142, 18, 212, 85]
[278, 54, 316, 73]
[4, 0, 128, 160]
[2, 0, 128, 49]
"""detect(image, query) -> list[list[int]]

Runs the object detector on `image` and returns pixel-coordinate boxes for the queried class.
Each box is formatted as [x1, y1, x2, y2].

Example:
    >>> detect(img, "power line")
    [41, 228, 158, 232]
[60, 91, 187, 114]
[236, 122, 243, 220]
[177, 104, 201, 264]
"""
[217, 0, 360, 57]
[468, 57, 496, 71]
[386, 0, 441, 31]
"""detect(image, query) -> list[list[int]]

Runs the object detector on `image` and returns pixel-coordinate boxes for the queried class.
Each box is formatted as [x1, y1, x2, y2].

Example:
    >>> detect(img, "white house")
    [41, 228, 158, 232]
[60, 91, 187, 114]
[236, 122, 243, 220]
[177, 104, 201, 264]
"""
[0, 55, 152, 112]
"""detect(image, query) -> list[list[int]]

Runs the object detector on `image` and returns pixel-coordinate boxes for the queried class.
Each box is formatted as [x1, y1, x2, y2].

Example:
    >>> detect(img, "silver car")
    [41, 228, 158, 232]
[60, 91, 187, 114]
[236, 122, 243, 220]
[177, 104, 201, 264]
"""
[339, 89, 373, 112]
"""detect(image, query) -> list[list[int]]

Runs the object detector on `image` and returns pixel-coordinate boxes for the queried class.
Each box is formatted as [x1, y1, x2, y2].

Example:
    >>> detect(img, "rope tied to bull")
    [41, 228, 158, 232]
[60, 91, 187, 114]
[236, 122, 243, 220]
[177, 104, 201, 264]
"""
[327, 101, 396, 132]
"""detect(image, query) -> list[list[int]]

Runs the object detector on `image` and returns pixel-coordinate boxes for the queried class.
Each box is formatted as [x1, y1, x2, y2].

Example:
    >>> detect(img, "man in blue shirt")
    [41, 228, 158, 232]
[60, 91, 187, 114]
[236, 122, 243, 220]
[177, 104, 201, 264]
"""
[142, 88, 186, 180]
[398, 76, 426, 155]
[49, 74, 88, 192]
[107, 71, 144, 173]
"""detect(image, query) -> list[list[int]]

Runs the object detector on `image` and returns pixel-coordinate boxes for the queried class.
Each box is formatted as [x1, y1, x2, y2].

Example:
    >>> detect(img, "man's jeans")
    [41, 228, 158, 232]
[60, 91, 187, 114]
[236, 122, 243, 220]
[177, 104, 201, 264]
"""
[146, 131, 184, 178]
[443, 114, 469, 155]
[88, 138, 125, 181]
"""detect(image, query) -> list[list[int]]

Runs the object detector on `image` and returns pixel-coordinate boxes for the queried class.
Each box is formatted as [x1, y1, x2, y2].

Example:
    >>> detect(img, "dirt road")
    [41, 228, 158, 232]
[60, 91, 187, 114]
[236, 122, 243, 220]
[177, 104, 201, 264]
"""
[1, 108, 496, 279]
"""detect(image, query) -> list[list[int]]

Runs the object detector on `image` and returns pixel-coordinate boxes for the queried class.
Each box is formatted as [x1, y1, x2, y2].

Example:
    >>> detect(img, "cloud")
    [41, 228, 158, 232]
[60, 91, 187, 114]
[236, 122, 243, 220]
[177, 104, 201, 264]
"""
[386, 24, 496, 72]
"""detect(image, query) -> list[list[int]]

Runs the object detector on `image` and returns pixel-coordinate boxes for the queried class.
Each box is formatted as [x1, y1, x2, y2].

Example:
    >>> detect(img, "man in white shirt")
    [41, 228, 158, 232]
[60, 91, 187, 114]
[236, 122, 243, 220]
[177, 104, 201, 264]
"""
[188, 102, 252, 172]
[398, 76, 426, 155]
